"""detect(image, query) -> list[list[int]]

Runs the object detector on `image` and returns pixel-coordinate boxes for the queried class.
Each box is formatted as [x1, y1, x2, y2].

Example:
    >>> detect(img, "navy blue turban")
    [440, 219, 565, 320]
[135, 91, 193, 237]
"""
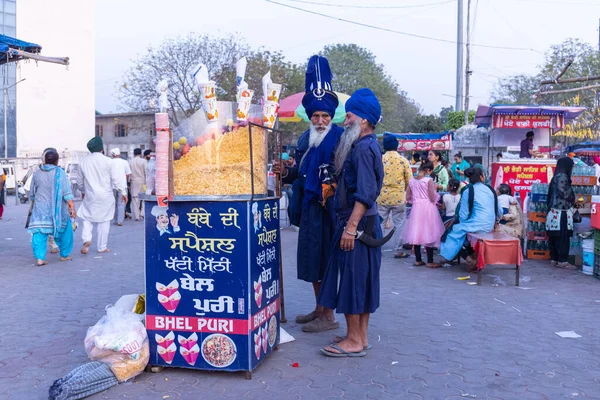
[345, 88, 382, 126]
[302, 55, 339, 119]
[383, 134, 398, 151]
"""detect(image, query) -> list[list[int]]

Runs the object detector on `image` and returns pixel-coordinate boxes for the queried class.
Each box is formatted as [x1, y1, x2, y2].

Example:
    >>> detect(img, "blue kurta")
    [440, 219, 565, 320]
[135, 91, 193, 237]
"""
[318, 134, 384, 315]
[286, 125, 344, 283]
[440, 182, 503, 260]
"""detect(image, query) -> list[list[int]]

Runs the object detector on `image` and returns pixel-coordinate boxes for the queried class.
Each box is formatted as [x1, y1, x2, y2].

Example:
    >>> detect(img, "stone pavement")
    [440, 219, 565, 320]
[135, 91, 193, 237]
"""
[1, 198, 599, 400]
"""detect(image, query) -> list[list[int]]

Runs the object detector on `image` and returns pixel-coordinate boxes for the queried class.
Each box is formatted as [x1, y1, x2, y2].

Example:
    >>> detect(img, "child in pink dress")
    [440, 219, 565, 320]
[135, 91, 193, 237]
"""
[402, 161, 446, 267]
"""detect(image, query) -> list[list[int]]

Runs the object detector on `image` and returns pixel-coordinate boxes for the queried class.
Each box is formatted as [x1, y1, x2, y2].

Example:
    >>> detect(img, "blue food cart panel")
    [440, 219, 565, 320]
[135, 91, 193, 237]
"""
[248, 199, 281, 370]
[145, 201, 251, 371]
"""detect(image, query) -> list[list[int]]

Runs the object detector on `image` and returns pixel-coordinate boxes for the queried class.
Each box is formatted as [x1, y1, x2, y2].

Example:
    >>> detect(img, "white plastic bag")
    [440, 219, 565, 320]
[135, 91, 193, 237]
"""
[85, 306, 149, 382]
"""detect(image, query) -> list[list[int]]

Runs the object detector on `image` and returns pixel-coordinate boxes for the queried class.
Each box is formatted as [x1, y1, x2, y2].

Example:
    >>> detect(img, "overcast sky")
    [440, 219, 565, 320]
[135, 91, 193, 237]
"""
[95, 0, 600, 117]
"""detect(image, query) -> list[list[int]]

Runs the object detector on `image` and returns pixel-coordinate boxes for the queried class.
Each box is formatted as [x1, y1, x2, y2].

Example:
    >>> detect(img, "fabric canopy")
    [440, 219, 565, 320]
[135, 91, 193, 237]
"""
[0, 34, 41, 65]
[376, 132, 454, 140]
[474, 104, 586, 128]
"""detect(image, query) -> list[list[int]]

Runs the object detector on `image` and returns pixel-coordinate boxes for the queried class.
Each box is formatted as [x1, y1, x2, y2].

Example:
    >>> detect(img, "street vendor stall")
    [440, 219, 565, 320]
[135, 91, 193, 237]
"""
[376, 131, 453, 173]
[475, 105, 586, 200]
[476, 104, 586, 260]
[142, 65, 283, 378]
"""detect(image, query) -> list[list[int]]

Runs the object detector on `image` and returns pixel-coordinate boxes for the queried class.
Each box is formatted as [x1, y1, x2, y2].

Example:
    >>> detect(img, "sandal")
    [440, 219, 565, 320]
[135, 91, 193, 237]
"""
[331, 336, 372, 350]
[301, 318, 340, 333]
[413, 261, 425, 266]
[320, 344, 367, 358]
[80, 241, 91, 255]
[295, 311, 317, 324]
[427, 263, 442, 268]
[394, 252, 410, 259]
[36, 260, 48, 267]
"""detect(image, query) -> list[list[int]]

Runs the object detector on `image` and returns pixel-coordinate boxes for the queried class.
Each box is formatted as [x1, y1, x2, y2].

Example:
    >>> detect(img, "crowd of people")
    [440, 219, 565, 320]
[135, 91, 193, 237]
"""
[6, 53, 588, 362]
[18, 139, 156, 265]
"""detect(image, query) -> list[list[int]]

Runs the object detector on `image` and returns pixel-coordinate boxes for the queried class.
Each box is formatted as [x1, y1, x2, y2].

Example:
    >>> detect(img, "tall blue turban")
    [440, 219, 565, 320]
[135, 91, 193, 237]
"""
[345, 88, 382, 126]
[301, 55, 339, 119]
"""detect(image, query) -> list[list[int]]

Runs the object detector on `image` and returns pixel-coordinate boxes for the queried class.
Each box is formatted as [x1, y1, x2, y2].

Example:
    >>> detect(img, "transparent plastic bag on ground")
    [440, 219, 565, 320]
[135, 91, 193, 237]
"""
[84, 305, 149, 382]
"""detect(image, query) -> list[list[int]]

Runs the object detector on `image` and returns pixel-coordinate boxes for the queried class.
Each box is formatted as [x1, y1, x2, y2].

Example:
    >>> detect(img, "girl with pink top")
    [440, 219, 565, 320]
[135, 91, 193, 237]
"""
[401, 161, 446, 268]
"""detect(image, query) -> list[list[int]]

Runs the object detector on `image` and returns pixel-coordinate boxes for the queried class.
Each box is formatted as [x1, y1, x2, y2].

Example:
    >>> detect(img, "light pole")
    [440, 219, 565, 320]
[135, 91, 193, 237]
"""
[3, 78, 25, 159]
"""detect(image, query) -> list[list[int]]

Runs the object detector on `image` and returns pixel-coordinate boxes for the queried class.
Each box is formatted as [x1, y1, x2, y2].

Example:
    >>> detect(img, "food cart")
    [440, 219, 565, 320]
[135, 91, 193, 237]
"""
[474, 105, 586, 201]
[142, 82, 284, 378]
[377, 132, 453, 173]
[475, 105, 586, 260]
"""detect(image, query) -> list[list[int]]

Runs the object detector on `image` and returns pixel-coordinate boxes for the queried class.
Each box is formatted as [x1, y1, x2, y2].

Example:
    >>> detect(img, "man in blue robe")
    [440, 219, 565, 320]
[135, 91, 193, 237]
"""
[318, 88, 384, 357]
[273, 55, 344, 332]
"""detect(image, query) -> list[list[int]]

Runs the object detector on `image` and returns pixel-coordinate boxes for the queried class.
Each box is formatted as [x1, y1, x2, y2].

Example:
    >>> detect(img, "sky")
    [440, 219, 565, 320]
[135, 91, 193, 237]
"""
[95, 0, 600, 116]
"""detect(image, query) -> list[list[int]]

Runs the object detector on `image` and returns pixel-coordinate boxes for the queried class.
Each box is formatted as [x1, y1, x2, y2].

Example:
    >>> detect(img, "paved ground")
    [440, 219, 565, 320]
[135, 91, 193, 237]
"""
[1, 198, 600, 400]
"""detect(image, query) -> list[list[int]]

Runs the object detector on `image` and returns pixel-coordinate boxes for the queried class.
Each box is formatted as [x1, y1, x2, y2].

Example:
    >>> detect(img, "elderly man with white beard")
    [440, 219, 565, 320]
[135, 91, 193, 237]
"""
[318, 88, 384, 357]
[273, 55, 344, 333]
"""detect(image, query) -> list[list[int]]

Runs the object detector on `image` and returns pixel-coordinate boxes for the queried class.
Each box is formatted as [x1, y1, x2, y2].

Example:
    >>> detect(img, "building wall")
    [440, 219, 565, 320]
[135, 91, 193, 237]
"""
[95, 113, 155, 159]
[15, 0, 95, 157]
[0, 0, 17, 157]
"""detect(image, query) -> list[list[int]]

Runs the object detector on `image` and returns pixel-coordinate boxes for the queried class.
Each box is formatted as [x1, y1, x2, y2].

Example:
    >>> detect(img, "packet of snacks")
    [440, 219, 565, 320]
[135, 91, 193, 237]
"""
[193, 63, 219, 124]
[236, 58, 254, 122]
[262, 71, 281, 128]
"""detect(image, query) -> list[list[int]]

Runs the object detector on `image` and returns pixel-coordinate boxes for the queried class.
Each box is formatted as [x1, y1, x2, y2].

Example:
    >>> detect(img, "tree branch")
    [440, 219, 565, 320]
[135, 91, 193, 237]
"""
[536, 84, 600, 95]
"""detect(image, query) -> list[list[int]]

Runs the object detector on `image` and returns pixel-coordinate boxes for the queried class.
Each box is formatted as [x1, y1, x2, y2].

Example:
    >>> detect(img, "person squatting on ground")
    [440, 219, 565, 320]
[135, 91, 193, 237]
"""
[77, 137, 127, 254]
[318, 88, 384, 357]
[272, 55, 344, 333]
[440, 166, 502, 270]
[27, 149, 77, 266]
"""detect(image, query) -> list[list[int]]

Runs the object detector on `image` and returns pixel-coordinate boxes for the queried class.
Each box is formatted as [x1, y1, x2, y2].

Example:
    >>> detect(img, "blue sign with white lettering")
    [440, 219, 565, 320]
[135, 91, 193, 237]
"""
[144, 199, 280, 372]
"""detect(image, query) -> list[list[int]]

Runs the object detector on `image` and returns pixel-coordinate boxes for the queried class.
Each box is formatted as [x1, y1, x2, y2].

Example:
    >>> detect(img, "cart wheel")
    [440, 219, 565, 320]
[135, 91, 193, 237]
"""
[245, 371, 252, 380]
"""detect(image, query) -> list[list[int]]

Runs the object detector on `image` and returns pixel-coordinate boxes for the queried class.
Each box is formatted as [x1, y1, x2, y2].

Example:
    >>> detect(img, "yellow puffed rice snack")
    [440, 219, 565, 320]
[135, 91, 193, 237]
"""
[174, 126, 267, 196]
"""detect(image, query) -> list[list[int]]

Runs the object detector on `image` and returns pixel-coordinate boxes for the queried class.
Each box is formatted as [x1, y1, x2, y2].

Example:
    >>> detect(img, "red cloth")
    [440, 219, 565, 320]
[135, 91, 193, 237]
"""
[467, 232, 523, 270]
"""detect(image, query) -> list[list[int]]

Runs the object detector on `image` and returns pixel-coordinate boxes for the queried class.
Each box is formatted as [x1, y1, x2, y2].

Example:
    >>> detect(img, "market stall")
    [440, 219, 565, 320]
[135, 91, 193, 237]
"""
[142, 65, 283, 378]
[376, 131, 453, 173]
[475, 104, 586, 202]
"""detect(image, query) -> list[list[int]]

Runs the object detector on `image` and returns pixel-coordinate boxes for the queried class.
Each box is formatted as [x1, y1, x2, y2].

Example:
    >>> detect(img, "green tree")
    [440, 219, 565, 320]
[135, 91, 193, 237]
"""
[119, 33, 304, 127]
[490, 75, 539, 105]
[319, 44, 420, 132]
[491, 38, 600, 140]
[409, 115, 444, 133]
[445, 111, 475, 130]
[439, 106, 454, 124]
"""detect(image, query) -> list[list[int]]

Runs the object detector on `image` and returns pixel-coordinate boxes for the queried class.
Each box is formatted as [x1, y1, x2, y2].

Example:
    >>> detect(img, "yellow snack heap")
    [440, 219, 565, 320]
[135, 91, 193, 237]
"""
[174, 126, 267, 196]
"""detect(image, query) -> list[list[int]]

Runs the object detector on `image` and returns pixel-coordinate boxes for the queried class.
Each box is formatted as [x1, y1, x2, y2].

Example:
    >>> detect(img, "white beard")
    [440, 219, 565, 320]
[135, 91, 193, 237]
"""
[335, 121, 362, 175]
[309, 123, 332, 148]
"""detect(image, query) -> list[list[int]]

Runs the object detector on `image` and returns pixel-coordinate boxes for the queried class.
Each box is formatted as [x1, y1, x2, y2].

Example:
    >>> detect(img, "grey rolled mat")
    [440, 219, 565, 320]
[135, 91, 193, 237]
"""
[48, 361, 118, 400]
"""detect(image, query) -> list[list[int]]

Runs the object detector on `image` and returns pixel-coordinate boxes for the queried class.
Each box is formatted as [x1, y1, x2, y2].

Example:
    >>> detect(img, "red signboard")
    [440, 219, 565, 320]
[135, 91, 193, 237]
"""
[397, 134, 452, 152]
[491, 162, 555, 206]
[492, 114, 564, 130]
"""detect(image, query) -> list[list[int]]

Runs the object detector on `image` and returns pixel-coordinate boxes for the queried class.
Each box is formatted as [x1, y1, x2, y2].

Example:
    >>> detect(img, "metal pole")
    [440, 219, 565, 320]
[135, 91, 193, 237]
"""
[13, 161, 17, 205]
[3, 88, 6, 159]
[455, 0, 464, 111]
[464, 0, 472, 125]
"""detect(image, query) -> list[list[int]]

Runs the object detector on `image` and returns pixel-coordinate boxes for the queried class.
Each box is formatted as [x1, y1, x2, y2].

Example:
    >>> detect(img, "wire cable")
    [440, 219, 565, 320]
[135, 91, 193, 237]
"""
[266, 0, 545, 53]
[274, 0, 454, 9]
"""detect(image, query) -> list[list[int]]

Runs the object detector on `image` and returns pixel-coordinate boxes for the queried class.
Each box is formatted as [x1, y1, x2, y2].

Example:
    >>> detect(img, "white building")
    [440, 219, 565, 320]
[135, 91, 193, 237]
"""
[6, 0, 95, 157]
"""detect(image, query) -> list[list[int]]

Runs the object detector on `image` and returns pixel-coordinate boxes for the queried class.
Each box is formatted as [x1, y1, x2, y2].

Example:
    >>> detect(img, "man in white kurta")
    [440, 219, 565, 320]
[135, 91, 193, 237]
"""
[77, 137, 127, 253]
[129, 148, 147, 221]
[110, 147, 131, 226]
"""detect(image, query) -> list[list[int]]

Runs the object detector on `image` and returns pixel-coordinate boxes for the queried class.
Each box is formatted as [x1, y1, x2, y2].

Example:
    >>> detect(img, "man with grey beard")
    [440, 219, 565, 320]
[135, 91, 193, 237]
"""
[318, 88, 384, 357]
[272, 55, 344, 333]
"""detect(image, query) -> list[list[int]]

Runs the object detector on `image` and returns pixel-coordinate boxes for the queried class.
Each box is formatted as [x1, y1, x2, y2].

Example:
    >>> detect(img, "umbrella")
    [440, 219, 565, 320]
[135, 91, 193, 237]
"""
[278, 91, 350, 124]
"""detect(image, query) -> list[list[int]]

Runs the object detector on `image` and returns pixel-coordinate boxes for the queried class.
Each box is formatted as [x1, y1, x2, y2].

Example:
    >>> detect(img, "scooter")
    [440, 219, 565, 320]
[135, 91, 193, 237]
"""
[17, 181, 28, 204]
